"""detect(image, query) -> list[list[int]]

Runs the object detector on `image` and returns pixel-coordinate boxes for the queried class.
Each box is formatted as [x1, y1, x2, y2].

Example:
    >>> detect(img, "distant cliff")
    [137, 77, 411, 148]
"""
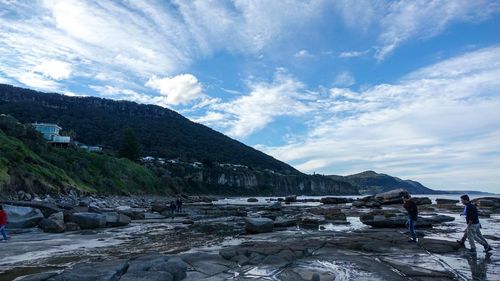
[148, 161, 358, 196]
[328, 170, 442, 195]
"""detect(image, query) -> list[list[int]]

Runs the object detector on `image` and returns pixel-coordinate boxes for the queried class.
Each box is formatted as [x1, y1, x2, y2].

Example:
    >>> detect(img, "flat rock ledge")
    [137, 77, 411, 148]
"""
[18, 229, 466, 281]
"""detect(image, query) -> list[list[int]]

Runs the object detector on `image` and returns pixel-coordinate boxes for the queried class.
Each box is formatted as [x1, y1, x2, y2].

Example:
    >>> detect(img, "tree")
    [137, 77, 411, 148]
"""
[119, 128, 140, 162]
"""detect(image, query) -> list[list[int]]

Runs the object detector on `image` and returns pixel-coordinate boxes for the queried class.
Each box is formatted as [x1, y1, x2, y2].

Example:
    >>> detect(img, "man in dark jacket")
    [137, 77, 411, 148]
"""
[460, 195, 492, 253]
[403, 194, 418, 242]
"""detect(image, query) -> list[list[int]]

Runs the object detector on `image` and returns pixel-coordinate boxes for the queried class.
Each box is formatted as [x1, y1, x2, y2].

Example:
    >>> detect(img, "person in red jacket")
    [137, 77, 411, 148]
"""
[0, 205, 9, 241]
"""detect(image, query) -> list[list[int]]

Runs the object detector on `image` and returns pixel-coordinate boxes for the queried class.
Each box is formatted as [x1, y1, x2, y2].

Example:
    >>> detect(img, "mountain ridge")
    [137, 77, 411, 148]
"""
[328, 170, 446, 194]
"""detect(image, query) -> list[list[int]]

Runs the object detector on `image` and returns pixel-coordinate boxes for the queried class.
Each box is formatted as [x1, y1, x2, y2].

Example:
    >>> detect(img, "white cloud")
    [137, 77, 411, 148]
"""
[374, 0, 500, 60]
[332, 71, 355, 87]
[338, 50, 370, 58]
[33, 60, 72, 80]
[146, 74, 204, 106]
[260, 47, 500, 192]
[332, 0, 500, 60]
[197, 69, 313, 138]
[294, 49, 314, 58]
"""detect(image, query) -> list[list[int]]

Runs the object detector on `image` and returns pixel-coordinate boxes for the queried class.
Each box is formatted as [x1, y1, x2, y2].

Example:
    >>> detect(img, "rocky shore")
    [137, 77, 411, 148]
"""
[0, 189, 499, 280]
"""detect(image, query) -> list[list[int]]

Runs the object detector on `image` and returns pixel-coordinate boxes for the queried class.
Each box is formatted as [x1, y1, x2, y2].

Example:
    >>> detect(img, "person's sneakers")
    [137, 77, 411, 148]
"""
[484, 245, 493, 253]
[456, 240, 465, 247]
[408, 239, 417, 243]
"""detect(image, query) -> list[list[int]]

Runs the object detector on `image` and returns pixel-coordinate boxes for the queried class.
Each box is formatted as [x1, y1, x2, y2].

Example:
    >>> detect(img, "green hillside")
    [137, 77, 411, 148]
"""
[0, 115, 163, 195]
[0, 84, 298, 174]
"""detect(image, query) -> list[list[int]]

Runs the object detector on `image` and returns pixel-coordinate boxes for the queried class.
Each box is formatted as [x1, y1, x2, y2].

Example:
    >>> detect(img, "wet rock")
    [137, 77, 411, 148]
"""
[38, 218, 65, 233]
[48, 211, 64, 222]
[64, 222, 80, 231]
[320, 197, 352, 204]
[151, 202, 169, 213]
[117, 207, 146, 220]
[374, 189, 409, 205]
[120, 271, 173, 281]
[436, 198, 459, 205]
[5, 205, 44, 228]
[472, 197, 500, 210]
[104, 212, 131, 227]
[47, 259, 128, 281]
[16, 272, 59, 281]
[285, 195, 297, 203]
[299, 213, 326, 228]
[274, 217, 297, 228]
[418, 238, 462, 253]
[0, 200, 61, 218]
[17, 190, 32, 201]
[245, 217, 274, 234]
[380, 257, 456, 278]
[310, 207, 346, 221]
[411, 197, 432, 205]
[266, 202, 282, 211]
[247, 198, 258, 202]
[219, 248, 238, 260]
[71, 212, 106, 229]
[360, 210, 454, 228]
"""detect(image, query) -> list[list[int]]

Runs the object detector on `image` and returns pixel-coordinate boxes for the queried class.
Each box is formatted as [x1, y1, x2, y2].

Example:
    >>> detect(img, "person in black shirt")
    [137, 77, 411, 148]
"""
[403, 194, 418, 242]
[460, 195, 492, 253]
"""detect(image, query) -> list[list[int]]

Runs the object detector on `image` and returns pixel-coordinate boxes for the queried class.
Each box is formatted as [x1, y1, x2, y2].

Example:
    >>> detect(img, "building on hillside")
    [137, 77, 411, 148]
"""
[74, 141, 103, 153]
[32, 122, 71, 147]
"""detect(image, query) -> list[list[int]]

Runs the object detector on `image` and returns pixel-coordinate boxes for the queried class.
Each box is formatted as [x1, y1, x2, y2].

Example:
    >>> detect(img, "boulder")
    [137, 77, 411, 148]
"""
[274, 217, 297, 228]
[299, 213, 326, 228]
[352, 199, 381, 208]
[310, 207, 346, 221]
[411, 197, 432, 205]
[285, 195, 297, 203]
[247, 198, 258, 202]
[374, 189, 409, 205]
[245, 217, 274, 234]
[472, 197, 500, 209]
[64, 222, 80, 232]
[320, 197, 351, 204]
[266, 202, 282, 211]
[0, 200, 61, 217]
[117, 207, 146, 220]
[4, 205, 44, 228]
[38, 218, 65, 233]
[48, 212, 64, 222]
[435, 198, 459, 205]
[104, 212, 131, 227]
[151, 203, 169, 213]
[360, 210, 454, 228]
[47, 259, 128, 281]
[71, 212, 106, 229]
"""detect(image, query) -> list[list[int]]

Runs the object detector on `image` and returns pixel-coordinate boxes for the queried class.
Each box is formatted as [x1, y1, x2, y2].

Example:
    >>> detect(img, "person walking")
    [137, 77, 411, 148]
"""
[176, 198, 183, 213]
[403, 194, 418, 243]
[0, 205, 9, 242]
[460, 195, 492, 253]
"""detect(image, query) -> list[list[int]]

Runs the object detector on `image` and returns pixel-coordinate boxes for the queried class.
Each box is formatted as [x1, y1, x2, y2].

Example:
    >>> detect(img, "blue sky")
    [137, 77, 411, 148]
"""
[1, 0, 500, 192]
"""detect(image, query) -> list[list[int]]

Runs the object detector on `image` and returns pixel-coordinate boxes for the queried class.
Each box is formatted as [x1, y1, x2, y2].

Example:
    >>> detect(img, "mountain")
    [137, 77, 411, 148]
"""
[0, 84, 296, 174]
[0, 84, 359, 196]
[328, 170, 444, 194]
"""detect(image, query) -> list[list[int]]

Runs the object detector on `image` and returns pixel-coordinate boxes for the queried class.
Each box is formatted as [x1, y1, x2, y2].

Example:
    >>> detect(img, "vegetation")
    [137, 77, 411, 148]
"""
[0, 114, 164, 195]
[119, 128, 140, 162]
[0, 84, 298, 174]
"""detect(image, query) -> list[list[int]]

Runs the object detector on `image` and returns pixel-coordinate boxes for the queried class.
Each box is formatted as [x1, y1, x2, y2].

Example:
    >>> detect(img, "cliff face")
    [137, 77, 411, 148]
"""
[151, 163, 358, 196]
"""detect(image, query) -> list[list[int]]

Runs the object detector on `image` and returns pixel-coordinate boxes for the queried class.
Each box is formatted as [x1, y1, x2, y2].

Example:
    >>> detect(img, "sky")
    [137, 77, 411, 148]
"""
[1, 0, 500, 193]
